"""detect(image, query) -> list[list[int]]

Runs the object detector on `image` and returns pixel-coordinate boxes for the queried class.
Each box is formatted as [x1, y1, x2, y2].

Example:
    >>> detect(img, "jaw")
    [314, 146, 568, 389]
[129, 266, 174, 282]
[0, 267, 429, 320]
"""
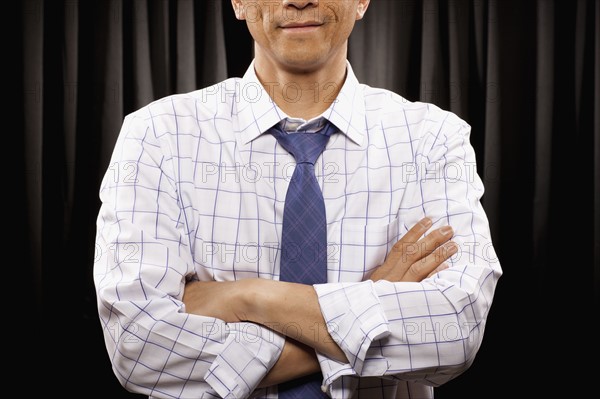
[256, 31, 347, 75]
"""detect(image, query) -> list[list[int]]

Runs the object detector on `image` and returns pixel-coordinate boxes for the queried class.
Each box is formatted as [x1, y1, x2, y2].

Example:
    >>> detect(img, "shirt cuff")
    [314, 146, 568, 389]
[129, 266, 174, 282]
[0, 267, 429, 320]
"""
[314, 281, 390, 375]
[316, 352, 356, 396]
[204, 322, 285, 398]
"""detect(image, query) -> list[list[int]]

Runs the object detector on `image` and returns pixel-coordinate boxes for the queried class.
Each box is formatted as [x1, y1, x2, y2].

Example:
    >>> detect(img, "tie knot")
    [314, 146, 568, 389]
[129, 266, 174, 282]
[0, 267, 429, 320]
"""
[270, 123, 335, 165]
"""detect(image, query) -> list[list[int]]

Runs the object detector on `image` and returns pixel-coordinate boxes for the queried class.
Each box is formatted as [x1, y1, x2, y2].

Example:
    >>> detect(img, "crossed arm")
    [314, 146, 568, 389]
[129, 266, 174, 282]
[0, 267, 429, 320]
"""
[183, 217, 457, 387]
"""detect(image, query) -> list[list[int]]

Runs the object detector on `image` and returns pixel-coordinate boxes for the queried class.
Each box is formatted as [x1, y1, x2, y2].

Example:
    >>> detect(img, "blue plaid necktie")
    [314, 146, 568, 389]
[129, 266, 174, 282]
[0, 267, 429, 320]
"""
[270, 122, 336, 398]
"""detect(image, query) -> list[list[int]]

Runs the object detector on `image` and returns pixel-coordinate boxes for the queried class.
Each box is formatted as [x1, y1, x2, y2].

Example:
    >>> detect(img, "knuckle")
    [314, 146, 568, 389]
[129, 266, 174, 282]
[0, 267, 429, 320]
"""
[408, 263, 422, 278]
[392, 241, 404, 252]
[405, 242, 419, 255]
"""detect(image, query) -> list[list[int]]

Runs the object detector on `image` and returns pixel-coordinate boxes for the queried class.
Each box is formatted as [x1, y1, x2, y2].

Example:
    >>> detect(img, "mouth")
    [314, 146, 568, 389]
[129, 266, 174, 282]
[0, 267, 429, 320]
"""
[279, 21, 324, 32]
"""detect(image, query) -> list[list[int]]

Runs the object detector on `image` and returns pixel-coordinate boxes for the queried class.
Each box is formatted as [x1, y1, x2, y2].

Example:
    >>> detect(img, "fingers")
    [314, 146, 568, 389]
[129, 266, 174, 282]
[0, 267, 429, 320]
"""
[392, 217, 433, 250]
[385, 217, 433, 267]
[385, 224, 453, 280]
[405, 225, 454, 264]
[404, 241, 458, 282]
[372, 218, 431, 282]
[369, 217, 457, 283]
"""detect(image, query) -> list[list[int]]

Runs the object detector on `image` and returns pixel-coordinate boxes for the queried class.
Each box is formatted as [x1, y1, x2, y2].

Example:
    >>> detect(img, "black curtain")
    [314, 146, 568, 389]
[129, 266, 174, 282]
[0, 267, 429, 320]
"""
[18, 0, 598, 397]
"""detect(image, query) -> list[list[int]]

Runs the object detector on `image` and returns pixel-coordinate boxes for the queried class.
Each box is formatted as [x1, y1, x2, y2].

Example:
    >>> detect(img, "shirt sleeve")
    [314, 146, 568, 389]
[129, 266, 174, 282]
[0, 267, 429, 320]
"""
[314, 110, 502, 394]
[94, 112, 282, 398]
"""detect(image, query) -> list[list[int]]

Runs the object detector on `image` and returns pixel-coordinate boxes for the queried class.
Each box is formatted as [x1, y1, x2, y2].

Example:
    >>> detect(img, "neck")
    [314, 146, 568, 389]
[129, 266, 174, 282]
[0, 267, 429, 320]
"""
[253, 47, 348, 120]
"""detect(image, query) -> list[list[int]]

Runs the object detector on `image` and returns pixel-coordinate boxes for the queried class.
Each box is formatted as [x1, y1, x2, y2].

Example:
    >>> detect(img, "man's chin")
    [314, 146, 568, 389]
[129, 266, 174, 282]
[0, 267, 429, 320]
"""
[278, 54, 329, 74]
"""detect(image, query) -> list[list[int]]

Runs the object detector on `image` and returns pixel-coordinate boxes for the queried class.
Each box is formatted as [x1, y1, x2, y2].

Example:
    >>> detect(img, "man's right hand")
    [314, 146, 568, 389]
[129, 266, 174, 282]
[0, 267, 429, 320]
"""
[369, 217, 457, 283]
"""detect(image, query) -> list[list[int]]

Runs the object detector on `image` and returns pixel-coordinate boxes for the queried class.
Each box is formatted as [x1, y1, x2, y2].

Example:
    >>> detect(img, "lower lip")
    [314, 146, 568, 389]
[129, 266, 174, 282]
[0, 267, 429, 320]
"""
[281, 25, 322, 33]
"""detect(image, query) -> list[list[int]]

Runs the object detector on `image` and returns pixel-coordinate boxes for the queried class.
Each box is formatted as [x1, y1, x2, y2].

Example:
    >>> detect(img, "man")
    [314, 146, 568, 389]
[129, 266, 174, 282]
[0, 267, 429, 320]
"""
[94, 0, 501, 398]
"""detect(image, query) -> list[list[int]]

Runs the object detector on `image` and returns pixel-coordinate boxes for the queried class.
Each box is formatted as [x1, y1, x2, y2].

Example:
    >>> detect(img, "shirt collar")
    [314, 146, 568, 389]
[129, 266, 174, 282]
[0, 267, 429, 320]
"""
[237, 60, 366, 146]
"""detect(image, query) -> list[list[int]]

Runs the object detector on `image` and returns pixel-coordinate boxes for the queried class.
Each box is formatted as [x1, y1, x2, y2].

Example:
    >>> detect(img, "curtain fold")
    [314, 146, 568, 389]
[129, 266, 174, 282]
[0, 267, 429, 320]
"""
[23, 0, 44, 311]
[63, 0, 78, 237]
[176, 0, 196, 92]
[447, 0, 470, 118]
[595, 0, 600, 304]
[100, 0, 124, 173]
[482, 0, 500, 244]
[149, 0, 172, 99]
[533, 0, 553, 267]
[420, 0, 448, 108]
[199, 0, 228, 85]
[132, 0, 155, 109]
[23, 0, 598, 397]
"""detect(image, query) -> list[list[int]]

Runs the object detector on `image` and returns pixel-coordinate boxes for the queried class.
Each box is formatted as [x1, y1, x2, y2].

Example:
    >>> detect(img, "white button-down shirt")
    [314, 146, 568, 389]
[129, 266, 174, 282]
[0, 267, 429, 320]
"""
[94, 60, 502, 399]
